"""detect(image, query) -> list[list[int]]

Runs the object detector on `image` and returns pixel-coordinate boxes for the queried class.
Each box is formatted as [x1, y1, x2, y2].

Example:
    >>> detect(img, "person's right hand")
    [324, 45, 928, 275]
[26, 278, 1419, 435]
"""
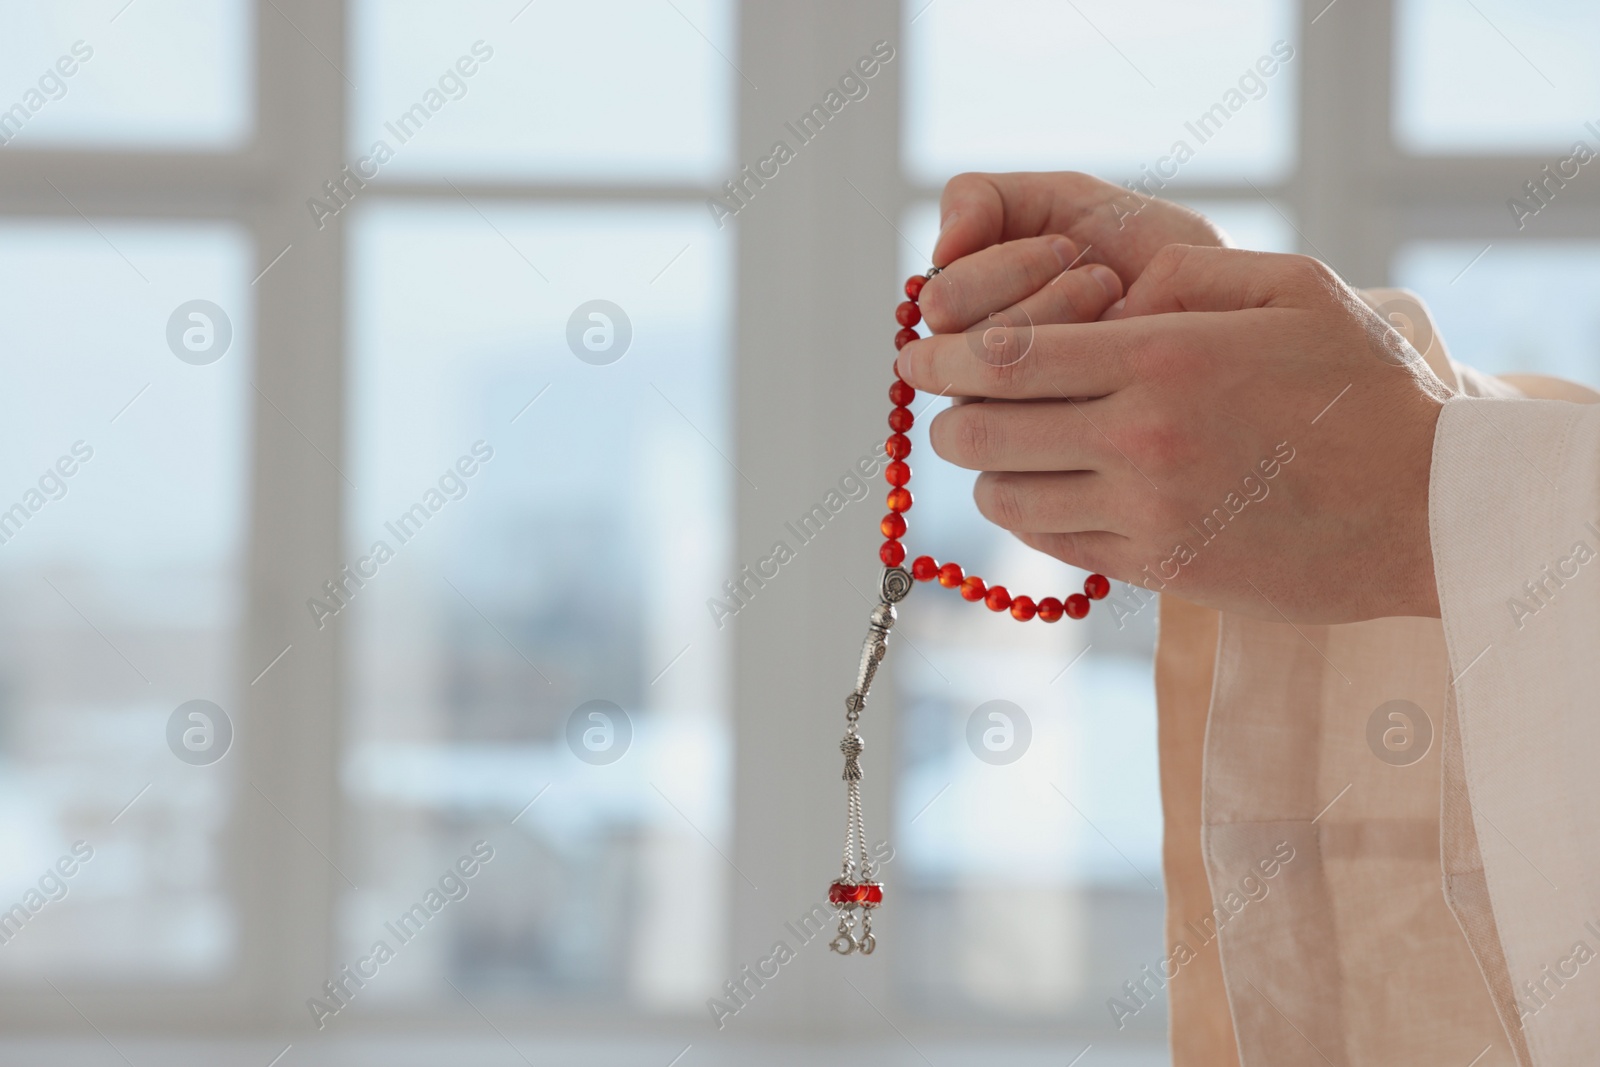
[919, 171, 1229, 338]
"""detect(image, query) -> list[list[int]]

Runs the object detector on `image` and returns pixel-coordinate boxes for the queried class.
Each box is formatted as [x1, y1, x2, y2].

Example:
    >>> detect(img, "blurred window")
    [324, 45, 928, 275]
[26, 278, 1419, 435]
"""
[1394, 0, 1600, 155]
[341, 201, 731, 1008]
[349, 0, 733, 182]
[0, 222, 252, 979]
[905, 0, 1298, 184]
[0, 0, 252, 150]
[1394, 242, 1600, 389]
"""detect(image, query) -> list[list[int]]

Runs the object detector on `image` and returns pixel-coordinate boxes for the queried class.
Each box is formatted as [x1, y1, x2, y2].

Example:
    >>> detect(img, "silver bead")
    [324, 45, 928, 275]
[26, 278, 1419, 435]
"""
[856, 634, 887, 694]
[881, 566, 913, 604]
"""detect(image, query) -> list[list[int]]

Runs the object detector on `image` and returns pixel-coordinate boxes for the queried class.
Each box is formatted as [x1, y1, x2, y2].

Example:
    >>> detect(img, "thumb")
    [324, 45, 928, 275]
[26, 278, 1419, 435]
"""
[1104, 245, 1335, 319]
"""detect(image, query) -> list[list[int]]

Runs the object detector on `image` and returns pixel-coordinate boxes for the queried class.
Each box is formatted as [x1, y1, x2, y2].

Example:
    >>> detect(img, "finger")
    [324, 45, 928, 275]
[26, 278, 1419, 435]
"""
[929, 400, 1111, 473]
[1106, 244, 1340, 319]
[1011, 529, 1133, 583]
[919, 233, 1082, 333]
[925, 264, 1121, 415]
[1007, 262, 1123, 329]
[896, 318, 1148, 400]
[973, 470, 1126, 534]
[941, 264, 1123, 371]
[934, 172, 1113, 266]
[933, 171, 1214, 282]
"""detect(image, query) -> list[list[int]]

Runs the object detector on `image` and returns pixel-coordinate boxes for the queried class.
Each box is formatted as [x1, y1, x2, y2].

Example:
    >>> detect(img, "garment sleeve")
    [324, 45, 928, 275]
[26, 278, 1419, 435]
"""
[1430, 384, 1600, 1064]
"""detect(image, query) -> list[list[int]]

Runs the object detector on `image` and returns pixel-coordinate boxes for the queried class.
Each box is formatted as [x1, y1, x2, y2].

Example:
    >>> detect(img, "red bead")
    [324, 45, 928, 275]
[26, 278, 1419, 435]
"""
[886, 433, 911, 460]
[895, 327, 919, 350]
[1084, 573, 1110, 600]
[886, 487, 912, 512]
[984, 585, 1011, 612]
[889, 379, 915, 407]
[888, 406, 914, 433]
[912, 555, 939, 581]
[880, 540, 906, 566]
[896, 301, 921, 328]
[1010, 595, 1037, 621]
[1036, 597, 1064, 623]
[828, 881, 884, 907]
[885, 461, 910, 486]
[880, 512, 906, 539]
[938, 562, 964, 588]
[960, 575, 986, 601]
[1065, 593, 1090, 619]
[905, 275, 926, 301]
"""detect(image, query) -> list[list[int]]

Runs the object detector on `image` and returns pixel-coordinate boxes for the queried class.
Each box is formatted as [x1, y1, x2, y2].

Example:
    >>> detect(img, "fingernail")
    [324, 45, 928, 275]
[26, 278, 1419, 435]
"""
[1088, 264, 1121, 301]
[938, 210, 960, 239]
[1049, 235, 1079, 269]
[1107, 297, 1127, 316]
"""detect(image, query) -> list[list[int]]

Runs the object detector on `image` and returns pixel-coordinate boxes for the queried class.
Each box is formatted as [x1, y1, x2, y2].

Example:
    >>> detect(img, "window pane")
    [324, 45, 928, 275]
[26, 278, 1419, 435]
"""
[0, 222, 252, 979]
[905, 0, 1298, 185]
[349, 0, 733, 182]
[343, 201, 731, 1011]
[1180, 198, 1298, 254]
[1393, 241, 1600, 390]
[1395, 0, 1600, 154]
[0, 0, 252, 150]
[894, 205, 1165, 1028]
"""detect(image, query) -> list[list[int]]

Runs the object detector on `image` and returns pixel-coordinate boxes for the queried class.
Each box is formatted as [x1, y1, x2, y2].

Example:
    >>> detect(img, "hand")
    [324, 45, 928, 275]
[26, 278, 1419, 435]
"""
[920, 171, 1228, 337]
[895, 245, 1452, 624]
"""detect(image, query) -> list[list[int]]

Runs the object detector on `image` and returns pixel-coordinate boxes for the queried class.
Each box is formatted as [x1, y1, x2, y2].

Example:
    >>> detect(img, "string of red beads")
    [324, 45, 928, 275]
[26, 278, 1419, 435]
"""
[883, 272, 1110, 622]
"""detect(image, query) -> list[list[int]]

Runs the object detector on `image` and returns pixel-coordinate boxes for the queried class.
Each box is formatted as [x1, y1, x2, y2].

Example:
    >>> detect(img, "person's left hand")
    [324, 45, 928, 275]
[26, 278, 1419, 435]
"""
[894, 244, 1452, 624]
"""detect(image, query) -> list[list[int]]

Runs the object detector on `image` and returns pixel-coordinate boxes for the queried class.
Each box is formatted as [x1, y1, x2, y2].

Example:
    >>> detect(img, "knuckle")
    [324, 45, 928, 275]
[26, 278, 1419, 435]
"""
[957, 406, 1002, 466]
[1145, 242, 1193, 283]
[980, 350, 1034, 394]
[930, 406, 998, 467]
[1278, 253, 1339, 295]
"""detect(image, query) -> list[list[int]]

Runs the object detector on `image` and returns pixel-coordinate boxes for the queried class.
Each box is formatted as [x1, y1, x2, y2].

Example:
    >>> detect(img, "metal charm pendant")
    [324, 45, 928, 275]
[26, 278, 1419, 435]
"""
[828, 565, 911, 955]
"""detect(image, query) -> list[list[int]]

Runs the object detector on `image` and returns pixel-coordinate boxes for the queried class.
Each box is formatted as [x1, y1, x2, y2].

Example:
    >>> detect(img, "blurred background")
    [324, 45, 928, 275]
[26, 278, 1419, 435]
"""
[1, 0, 1597, 1063]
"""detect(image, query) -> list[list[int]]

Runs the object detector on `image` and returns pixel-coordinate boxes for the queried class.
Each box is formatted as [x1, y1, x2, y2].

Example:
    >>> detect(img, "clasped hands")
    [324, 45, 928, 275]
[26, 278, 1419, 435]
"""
[894, 172, 1452, 624]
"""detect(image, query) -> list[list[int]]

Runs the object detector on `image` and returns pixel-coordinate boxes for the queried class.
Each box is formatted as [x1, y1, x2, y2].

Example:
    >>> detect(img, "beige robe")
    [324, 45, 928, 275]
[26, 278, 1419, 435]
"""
[1157, 290, 1600, 1066]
